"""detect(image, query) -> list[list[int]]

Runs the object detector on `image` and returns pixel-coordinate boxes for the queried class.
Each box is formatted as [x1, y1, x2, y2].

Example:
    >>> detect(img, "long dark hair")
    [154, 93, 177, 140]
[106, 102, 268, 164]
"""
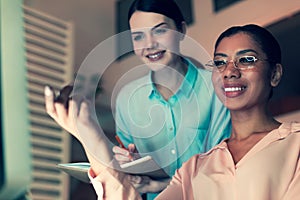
[128, 0, 185, 31]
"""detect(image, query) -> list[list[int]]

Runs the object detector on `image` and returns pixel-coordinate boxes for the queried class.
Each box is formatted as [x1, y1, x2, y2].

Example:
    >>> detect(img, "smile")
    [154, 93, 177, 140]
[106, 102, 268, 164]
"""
[224, 86, 246, 92]
[146, 51, 165, 60]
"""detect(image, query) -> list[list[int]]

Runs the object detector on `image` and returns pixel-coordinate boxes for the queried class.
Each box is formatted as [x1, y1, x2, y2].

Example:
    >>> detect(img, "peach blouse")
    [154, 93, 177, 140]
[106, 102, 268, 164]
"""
[89, 122, 300, 200]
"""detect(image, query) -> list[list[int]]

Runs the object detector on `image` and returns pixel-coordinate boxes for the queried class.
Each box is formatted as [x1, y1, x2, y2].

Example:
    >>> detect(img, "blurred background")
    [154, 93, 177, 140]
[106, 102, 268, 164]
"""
[1, 0, 300, 199]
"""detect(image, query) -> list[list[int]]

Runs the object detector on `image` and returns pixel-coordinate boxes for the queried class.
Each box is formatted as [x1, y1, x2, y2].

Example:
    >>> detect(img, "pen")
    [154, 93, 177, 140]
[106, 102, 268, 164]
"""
[115, 135, 127, 149]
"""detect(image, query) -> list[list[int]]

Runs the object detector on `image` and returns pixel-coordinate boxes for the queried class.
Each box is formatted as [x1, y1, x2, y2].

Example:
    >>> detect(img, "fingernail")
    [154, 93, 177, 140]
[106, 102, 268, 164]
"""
[44, 85, 52, 96]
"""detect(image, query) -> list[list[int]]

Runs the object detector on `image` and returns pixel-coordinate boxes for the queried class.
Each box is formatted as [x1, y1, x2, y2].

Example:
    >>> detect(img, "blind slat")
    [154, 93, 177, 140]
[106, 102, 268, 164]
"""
[24, 5, 73, 200]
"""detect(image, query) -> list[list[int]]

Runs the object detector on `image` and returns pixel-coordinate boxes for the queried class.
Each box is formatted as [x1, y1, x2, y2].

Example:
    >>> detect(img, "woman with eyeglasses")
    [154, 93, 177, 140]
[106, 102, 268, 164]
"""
[47, 24, 300, 199]
[45, 0, 231, 199]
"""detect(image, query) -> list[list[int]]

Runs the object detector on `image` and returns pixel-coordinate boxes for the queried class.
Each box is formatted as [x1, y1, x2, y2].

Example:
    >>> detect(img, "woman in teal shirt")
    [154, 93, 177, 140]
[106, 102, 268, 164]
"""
[112, 0, 231, 198]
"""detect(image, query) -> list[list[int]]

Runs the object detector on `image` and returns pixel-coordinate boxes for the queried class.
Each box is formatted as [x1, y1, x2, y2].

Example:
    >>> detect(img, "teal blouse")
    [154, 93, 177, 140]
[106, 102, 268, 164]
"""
[115, 58, 231, 199]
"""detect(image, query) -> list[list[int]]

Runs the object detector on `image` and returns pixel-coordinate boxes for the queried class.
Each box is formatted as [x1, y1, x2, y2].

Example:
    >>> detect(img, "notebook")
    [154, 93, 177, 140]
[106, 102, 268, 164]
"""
[58, 156, 169, 183]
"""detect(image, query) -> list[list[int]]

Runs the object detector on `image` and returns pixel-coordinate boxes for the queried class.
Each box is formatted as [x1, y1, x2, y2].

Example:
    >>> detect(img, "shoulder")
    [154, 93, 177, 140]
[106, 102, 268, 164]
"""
[279, 122, 300, 136]
[177, 154, 201, 177]
[284, 122, 300, 142]
[290, 121, 300, 133]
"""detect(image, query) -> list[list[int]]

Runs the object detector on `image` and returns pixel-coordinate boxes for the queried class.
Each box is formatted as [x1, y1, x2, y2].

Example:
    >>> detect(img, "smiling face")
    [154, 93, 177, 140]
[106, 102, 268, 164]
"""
[129, 11, 184, 71]
[212, 33, 275, 111]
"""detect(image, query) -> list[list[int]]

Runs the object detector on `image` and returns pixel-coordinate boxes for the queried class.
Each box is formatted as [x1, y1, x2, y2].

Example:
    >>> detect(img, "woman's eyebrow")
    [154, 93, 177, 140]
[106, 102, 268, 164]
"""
[151, 22, 168, 31]
[131, 22, 168, 35]
[236, 49, 258, 56]
[214, 49, 259, 57]
[131, 31, 143, 35]
[214, 53, 227, 57]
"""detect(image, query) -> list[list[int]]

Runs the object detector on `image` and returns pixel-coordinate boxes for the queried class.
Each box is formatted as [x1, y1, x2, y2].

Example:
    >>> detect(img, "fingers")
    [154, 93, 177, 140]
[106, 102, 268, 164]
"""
[44, 85, 79, 133]
[112, 143, 141, 164]
[55, 102, 70, 124]
[78, 100, 91, 124]
[128, 175, 143, 184]
[128, 144, 141, 160]
[54, 85, 73, 109]
[128, 175, 151, 185]
[68, 100, 79, 123]
[128, 175, 152, 193]
[112, 146, 132, 163]
[44, 85, 57, 119]
[128, 143, 137, 153]
[113, 146, 130, 156]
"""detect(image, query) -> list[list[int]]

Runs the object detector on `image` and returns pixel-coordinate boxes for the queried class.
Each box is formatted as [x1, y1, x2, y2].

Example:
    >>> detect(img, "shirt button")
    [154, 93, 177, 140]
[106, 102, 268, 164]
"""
[169, 127, 173, 131]
[171, 149, 176, 154]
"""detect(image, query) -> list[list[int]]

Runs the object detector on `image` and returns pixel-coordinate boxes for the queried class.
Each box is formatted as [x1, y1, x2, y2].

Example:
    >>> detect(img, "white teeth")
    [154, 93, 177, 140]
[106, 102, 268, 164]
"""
[149, 54, 158, 59]
[224, 87, 245, 92]
[148, 52, 161, 59]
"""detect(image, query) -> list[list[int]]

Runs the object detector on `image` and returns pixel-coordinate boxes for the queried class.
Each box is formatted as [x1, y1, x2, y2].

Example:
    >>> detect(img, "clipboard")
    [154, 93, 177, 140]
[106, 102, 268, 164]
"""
[57, 162, 90, 183]
[120, 155, 169, 179]
[57, 156, 169, 183]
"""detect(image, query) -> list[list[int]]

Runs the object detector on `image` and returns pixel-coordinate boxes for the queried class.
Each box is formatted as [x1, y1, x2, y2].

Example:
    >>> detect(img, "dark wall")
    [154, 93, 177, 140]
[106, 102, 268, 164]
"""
[266, 12, 300, 115]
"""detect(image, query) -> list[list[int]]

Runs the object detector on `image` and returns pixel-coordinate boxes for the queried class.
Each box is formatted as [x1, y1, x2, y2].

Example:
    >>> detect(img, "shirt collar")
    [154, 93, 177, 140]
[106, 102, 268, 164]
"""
[148, 74, 159, 100]
[148, 58, 198, 99]
[179, 58, 197, 97]
[210, 122, 299, 152]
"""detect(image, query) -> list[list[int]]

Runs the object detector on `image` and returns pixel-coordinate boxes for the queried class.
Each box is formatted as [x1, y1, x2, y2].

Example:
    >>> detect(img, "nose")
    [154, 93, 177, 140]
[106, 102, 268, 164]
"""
[145, 34, 158, 49]
[223, 61, 241, 79]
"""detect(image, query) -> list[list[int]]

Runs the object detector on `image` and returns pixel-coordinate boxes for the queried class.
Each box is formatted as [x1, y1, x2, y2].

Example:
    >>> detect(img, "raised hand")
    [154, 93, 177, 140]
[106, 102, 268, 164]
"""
[44, 85, 114, 172]
[44, 85, 79, 137]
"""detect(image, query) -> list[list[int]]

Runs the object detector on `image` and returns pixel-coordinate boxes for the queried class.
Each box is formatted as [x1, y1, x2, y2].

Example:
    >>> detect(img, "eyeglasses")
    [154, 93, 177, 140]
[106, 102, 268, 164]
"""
[205, 55, 267, 72]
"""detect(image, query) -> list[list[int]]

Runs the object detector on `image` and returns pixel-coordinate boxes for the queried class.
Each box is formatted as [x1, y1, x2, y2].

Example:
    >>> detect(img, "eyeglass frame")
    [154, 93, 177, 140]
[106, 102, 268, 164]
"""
[205, 55, 270, 72]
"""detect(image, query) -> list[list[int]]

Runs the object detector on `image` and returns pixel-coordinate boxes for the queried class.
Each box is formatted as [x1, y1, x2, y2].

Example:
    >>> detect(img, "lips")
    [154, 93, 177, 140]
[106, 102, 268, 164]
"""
[146, 50, 165, 61]
[222, 84, 247, 98]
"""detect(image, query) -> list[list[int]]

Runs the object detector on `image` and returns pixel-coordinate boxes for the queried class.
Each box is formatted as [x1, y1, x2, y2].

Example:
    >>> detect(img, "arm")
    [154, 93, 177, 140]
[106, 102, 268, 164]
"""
[45, 85, 170, 197]
[155, 155, 199, 200]
[88, 164, 143, 200]
[44, 85, 113, 173]
[155, 182, 183, 200]
[45, 85, 143, 199]
[156, 154, 200, 200]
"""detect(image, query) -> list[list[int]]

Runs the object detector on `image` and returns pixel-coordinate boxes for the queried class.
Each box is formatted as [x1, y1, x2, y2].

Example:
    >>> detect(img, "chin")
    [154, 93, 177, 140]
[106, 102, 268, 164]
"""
[222, 99, 242, 110]
[145, 60, 168, 71]
[148, 65, 167, 72]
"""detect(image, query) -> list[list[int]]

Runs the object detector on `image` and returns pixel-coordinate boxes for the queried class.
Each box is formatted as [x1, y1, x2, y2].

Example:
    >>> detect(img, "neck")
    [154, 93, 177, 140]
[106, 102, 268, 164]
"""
[229, 106, 281, 141]
[152, 57, 187, 95]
